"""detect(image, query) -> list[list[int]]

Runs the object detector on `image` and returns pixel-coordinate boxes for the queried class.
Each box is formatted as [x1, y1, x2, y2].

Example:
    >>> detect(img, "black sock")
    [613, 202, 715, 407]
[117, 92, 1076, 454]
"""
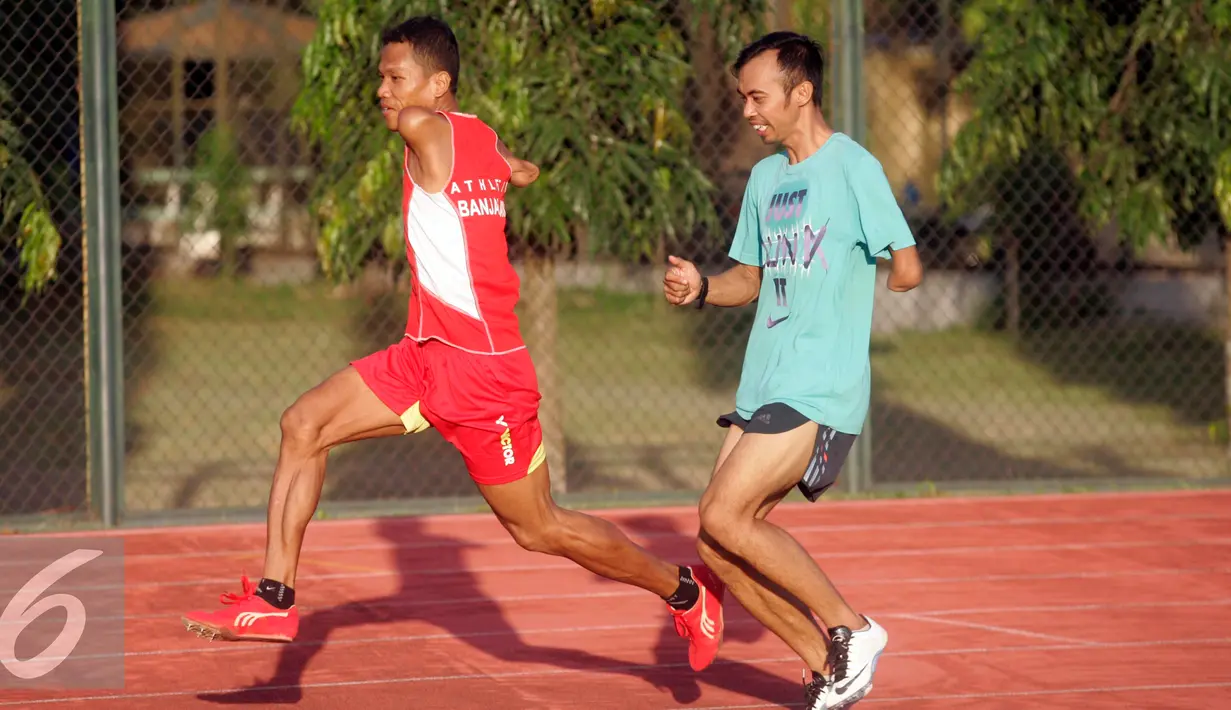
[663, 566, 700, 610]
[256, 578, 295, 609]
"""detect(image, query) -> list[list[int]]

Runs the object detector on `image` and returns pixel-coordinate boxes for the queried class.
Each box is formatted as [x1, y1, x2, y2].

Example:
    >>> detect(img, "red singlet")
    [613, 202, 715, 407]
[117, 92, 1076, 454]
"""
[402, 112, 525, 354]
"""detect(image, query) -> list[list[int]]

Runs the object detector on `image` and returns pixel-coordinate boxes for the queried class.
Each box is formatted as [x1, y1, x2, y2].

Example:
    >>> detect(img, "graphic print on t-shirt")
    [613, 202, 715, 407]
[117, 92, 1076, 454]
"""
[759, 180, 829, 327]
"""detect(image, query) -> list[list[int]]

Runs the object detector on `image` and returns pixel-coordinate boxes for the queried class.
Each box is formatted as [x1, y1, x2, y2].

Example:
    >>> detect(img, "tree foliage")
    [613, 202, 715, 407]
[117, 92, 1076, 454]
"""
[293, 0, 765, 282]
[180, 124, 253, 278]
[1, 81, 61, 294]
[941, 0, 1231, 248]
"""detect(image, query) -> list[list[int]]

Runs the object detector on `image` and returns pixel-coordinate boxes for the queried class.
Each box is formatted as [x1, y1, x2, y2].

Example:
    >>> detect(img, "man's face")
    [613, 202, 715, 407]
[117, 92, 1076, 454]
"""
[736, 51, 804, 144]
[377, 41, 439, 130]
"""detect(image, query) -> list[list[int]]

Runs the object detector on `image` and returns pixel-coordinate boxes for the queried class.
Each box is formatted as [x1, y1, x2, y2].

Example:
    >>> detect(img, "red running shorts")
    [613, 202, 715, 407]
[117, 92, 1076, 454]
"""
[351, 337, 545, 486]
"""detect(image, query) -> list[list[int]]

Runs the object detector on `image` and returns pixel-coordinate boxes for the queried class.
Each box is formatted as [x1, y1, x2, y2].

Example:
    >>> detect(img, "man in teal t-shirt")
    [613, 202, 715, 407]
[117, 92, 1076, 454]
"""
[663, 31, 922, 710]
[728, 131, 917, 439]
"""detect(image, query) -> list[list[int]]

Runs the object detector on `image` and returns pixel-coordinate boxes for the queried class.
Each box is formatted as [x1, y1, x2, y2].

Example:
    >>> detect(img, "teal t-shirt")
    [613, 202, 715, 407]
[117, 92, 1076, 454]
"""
[727, 133, 916, 435]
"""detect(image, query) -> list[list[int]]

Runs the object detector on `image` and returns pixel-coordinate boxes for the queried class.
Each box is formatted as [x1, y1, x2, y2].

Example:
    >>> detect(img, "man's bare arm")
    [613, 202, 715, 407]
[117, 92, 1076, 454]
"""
[664, 256, 761, 308]
[885, 245, 923, 292]
[497, 139, 540, 187]
[397, 107, 453, 189]
[397, 106, 450, 154]
[702, 263, 762, 307]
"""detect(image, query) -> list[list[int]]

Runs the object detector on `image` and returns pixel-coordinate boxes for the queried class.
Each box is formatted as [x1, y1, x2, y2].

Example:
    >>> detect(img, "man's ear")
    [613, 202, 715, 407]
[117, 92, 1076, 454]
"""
[793, 80, 814, 108]
[432, 71, 453, 99]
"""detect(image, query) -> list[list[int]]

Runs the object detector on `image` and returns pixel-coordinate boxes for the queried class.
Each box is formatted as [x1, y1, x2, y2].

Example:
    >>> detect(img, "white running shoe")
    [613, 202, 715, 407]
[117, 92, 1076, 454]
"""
[824, 616, 888, 709]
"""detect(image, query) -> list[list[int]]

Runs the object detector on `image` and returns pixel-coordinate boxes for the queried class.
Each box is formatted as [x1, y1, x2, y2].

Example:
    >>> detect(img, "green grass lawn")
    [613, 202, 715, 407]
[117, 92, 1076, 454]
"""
[114, 278, 1227, 512]
[869, 327, 1226, 484]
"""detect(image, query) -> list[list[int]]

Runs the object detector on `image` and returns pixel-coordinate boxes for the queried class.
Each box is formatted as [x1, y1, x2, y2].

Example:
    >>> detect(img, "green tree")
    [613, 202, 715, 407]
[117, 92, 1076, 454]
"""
[180, 123, 253, 279]
[1, 81, 61, 295]
[940, 0, 1231, 414]
[294, 0, 764, 488]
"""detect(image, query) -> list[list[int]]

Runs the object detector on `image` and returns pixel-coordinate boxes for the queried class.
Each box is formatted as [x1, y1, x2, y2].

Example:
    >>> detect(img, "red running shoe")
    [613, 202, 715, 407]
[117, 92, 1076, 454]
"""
[669, 565, 725, 671]
[181, 575, 298, 642]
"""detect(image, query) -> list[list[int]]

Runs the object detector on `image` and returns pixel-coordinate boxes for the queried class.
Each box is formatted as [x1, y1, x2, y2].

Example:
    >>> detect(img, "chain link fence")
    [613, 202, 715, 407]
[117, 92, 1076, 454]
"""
[1, 2, 85, 520]
[2, 0, 1227, 529]
[861, 0, 1229, 489]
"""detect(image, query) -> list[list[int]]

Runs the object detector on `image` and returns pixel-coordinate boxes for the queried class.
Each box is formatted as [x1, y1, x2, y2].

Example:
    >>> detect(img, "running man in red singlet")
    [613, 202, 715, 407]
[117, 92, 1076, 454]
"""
[182, 15, 726, 672]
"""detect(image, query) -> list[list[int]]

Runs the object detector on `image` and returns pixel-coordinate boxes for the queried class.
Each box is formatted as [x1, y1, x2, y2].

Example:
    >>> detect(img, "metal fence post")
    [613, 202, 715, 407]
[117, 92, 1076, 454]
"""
[831, 0, 871, 494]
[80, 0, 125, 527]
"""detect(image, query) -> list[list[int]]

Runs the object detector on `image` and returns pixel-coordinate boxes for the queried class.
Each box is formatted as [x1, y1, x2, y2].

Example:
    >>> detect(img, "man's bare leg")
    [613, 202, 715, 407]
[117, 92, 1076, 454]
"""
[694, 426, 830, 673]
[699, 424, 865, 633]
[183, 365, 406, 642]
[476, 463, 680, 596]
[476, 441, 740, 673]
[699, 531, 830, 667]
[263, 366, 406, 587]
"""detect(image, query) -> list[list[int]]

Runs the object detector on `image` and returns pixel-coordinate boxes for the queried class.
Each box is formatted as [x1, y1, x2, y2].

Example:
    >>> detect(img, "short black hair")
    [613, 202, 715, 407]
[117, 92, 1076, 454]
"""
[733, 31, 825, 109]
[381, 16, 460, 95]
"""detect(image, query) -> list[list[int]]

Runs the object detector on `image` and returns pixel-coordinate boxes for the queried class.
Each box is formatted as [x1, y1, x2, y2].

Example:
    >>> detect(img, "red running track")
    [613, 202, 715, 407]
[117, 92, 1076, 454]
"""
[2, 489, 1230, 708]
